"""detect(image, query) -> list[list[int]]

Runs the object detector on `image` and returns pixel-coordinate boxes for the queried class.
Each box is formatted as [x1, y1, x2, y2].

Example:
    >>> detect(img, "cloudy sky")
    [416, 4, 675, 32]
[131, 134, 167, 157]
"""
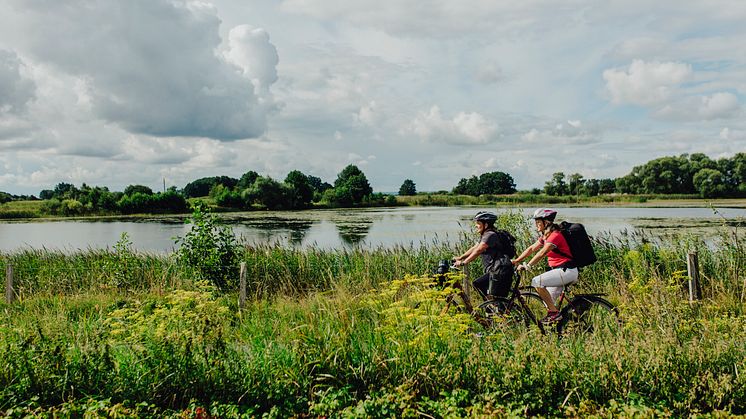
[1, 0, 745, 196]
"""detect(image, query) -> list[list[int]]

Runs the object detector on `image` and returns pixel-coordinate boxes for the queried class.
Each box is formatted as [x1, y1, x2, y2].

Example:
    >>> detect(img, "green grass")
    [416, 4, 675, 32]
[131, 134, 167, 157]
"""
[394, 193, 732, 207]
[0, 216, 745, 417]
[0, 200, 43, 219]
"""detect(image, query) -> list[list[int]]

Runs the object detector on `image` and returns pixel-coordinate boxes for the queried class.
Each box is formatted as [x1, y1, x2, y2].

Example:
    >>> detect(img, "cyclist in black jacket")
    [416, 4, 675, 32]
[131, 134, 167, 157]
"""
[454, 211, 511, 298]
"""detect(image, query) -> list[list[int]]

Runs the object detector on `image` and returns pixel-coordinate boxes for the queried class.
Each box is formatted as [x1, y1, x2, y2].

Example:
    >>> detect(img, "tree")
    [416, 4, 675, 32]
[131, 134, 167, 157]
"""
[584, 179, 600, 196]
[307, 175, 332, 194]
[330, 165, 373, 206]
[243, 176, 292, 210]
[285, 170, 314, 209]
[53, 182, 78, 200]
[544, 172, 567, 196]
[237, 170, 260, 189]
[452, 172, 516, 196]
[598, 178, 616, 194]
[693, 168, 725, 198]
[213, 184, 244, 208]
[124, 184, 153, 196]
[478, 172, 516, 194]
[308, 175, 333, 202]
[399, 179, 417, 196]
[568, 173, 584, 196]
[452, 176, 479, 195]
[183, 176, 238, 198]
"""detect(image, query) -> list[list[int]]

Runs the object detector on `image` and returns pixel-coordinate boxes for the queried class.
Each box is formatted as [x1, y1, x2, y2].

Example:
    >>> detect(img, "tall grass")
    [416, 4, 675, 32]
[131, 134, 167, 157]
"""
[1, 215, 745, 416]
[395, 193, 710, 207]
[0, 200, 43, 219]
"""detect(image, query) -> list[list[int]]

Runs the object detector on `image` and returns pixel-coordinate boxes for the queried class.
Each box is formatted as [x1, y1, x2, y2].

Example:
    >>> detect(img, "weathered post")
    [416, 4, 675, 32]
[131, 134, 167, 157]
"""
[687, 251, 702, 302]
[5, 263, 14, 304]
[461, 264, 474, 313]
[239, 262, 247, 310]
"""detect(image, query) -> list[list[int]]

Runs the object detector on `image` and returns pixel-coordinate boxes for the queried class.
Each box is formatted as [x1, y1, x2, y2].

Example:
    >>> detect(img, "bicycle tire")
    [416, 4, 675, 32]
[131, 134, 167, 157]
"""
[557, 295, 621, 335]
[518, 291, 546, 326]
[477, 298, 530, 331]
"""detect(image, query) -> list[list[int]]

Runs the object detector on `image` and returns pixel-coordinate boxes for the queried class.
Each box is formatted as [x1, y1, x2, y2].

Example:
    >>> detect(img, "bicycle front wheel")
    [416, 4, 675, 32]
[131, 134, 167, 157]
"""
[518, 291, 546, 326]
[558, 295, 621, 336]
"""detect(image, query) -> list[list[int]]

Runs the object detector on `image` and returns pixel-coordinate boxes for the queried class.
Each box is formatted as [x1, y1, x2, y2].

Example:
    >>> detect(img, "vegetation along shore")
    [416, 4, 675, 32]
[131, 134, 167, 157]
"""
[1, 210, 744, 417]
[2, 152, 746, 220]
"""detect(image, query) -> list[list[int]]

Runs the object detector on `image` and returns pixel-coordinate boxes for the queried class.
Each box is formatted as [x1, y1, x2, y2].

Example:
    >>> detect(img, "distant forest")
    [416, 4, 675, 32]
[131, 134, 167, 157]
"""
[1, 153, 745, 217]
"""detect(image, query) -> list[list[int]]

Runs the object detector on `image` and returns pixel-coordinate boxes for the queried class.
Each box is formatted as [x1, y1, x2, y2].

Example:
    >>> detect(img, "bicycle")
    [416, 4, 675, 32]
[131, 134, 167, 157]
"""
[434, 260, 546, 333]
[474, 270, 547, 334]
[510, 270, 621, 335]
[434, 260, 489, 327]
[477, 269, 621, 336]
[549, 283, 621, 335]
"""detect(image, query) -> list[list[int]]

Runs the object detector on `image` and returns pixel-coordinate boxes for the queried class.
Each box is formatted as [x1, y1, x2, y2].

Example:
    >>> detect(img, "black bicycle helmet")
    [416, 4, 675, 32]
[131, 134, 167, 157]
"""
[531, 208, 557, 222]
[473, 211, 497, 224]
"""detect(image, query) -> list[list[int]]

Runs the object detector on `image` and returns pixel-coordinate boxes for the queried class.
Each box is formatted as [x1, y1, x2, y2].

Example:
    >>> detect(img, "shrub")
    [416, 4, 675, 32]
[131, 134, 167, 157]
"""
[174, 204, 241, 291]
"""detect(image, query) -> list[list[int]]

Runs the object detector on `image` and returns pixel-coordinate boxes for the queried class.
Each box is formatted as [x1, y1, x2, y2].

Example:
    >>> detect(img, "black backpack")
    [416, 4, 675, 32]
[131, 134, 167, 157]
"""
[485, 229, 517, 297]
[493, 229, 517, 258]
[556, 221, 596, 268]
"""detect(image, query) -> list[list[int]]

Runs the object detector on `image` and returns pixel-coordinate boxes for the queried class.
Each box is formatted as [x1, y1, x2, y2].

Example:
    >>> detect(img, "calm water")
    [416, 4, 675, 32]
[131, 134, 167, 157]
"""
[1, 206, 745, 253]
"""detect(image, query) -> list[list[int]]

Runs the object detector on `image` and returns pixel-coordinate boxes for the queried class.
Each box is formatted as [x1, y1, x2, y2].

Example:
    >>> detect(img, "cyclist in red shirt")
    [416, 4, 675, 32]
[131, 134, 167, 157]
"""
[512, 208, 578, 323]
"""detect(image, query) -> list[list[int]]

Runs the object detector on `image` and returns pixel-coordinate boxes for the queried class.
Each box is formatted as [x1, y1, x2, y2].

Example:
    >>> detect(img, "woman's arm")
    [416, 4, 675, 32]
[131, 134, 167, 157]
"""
[523, 242, 555, 268]
[512, 240, 542, 265]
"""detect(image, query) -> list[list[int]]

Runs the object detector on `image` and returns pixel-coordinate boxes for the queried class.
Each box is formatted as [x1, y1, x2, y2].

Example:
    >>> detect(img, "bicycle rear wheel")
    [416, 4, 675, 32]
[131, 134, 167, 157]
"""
[558, 295, 620, 335]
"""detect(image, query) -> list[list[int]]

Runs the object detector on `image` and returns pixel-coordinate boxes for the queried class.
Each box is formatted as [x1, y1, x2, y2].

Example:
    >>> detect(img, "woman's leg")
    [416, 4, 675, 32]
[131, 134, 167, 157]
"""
[534, 287, 558, 312]
[531, 268, 579, 312]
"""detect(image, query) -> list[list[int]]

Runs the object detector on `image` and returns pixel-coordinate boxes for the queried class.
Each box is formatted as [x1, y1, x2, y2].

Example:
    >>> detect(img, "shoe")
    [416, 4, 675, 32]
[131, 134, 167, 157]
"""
[540, 311, 562, 324]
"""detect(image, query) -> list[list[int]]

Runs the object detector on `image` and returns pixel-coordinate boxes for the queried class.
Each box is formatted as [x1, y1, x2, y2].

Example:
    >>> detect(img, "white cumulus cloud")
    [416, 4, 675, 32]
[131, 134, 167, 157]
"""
[655, 92, 741, 121]
[408, 106, 496, 145]
[224, 25, 279, 95]
[603, 59, 692, 106]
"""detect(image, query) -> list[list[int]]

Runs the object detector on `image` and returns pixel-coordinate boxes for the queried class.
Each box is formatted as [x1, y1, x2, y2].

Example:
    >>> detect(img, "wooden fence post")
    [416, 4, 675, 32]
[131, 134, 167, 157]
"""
[461, 264, 474, 313]
[687, 251, 702, 302]
[239, 262, 247, 310]
[5, 263, 13, 304]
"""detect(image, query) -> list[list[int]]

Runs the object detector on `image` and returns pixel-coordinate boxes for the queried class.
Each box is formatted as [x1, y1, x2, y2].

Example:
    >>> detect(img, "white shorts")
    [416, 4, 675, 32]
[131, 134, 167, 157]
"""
[531, 267, 579, 303]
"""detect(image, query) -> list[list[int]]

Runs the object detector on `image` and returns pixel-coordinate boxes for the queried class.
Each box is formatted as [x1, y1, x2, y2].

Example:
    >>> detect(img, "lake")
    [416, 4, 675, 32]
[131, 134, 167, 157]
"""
[1, 206, 745, 253]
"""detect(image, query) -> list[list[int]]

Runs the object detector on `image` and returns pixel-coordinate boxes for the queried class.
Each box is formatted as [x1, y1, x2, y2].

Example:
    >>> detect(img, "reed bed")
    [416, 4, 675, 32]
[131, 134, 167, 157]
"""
[0, 217, 745, 417]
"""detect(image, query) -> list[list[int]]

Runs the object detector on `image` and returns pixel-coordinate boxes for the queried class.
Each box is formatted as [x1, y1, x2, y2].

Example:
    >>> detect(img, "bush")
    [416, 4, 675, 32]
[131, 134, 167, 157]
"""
[174, 204, 241, 291]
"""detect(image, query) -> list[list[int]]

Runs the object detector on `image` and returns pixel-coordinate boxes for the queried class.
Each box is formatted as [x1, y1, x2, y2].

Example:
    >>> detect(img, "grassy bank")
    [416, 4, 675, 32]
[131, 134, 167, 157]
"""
[1, 217, 745, 417]
[4, 194, 746, 221]
[397, 193, 746, 208]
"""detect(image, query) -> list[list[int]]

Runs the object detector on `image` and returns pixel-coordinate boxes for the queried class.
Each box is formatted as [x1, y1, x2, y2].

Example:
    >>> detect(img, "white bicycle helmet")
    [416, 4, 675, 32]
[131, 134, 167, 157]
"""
[531, 208, 557, 222]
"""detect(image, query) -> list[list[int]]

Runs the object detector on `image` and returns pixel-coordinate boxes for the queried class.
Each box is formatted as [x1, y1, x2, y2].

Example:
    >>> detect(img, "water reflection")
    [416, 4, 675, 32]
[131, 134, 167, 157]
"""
[334, 217, 373, 245]
[235, 216, 314, 245]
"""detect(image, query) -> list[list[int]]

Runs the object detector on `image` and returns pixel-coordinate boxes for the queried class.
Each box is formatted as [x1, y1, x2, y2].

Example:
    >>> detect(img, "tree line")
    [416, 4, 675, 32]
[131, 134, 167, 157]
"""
[36, 183, 188, 216]
[2, 152, 745, 216]
[23, 164, 392, 215]
[538, 153, 746, 198]
[430, 153, 746, 199]
[187, 165, 395, 210]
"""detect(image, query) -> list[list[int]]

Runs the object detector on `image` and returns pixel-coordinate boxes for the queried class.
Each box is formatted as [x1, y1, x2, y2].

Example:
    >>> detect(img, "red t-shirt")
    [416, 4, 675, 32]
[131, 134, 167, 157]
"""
[539, 230, 573, 268]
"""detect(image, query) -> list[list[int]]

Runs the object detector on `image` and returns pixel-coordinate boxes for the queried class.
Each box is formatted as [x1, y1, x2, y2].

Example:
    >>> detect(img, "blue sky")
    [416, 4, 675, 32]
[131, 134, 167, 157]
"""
[1, 0, 745, 195]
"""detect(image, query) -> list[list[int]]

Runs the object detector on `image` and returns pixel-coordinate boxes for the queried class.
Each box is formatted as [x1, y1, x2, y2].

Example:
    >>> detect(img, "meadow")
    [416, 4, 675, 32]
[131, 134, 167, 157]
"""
[0, 212, 745, 417]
